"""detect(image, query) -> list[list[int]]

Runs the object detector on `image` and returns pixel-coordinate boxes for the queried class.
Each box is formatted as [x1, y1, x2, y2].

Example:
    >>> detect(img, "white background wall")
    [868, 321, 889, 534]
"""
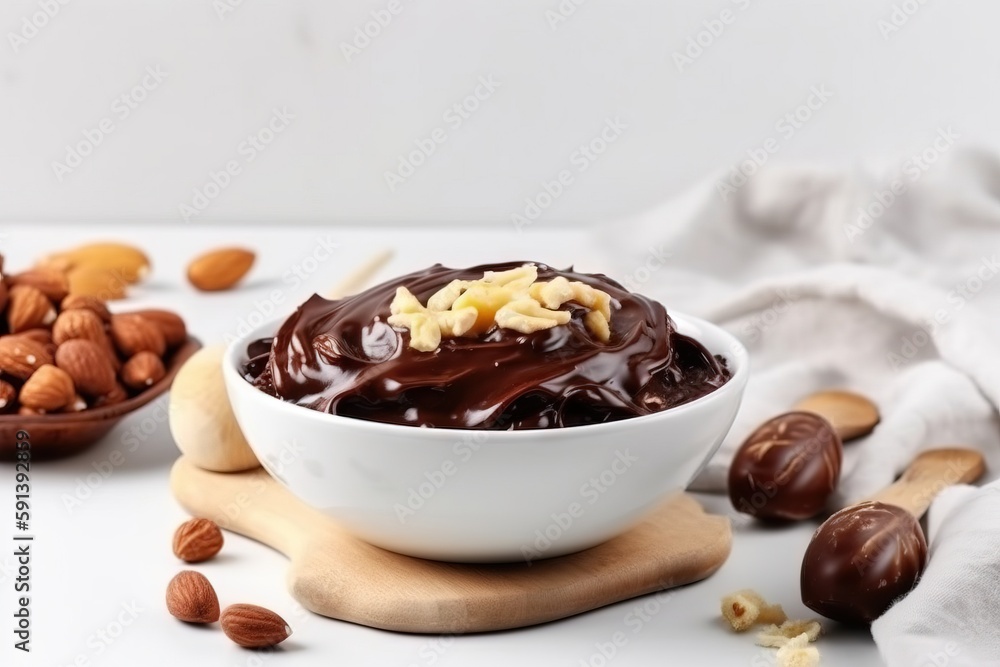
[0, 0, 993, 225]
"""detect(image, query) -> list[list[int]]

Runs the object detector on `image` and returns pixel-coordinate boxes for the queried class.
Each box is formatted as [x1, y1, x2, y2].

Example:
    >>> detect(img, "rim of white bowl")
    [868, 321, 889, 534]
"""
[223, 308, 749, 440]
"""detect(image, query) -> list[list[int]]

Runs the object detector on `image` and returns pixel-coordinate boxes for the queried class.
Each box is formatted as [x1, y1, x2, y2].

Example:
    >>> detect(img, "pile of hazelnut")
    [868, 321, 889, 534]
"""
[0, 254, 187, 415]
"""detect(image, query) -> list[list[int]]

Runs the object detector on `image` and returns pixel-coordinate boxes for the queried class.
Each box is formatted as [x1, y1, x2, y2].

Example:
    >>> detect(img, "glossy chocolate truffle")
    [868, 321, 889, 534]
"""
[728, 412, 842, 520]
[801, 501, 927, 624]
[242, 262, 731, 429]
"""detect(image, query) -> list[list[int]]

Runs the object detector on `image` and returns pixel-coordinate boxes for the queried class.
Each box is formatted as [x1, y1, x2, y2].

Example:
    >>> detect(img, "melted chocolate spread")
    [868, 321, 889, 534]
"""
[242, 262, 730, 429]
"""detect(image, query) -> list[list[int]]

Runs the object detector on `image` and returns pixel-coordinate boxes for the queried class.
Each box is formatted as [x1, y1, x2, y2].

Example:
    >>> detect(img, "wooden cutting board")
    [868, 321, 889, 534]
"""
[170, 456, 732, 633]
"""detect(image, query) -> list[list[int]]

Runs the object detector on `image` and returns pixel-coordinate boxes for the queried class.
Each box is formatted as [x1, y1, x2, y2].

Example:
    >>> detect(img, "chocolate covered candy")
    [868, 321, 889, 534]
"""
[729, 412, 842, 521]
[801, 501, 927, 624]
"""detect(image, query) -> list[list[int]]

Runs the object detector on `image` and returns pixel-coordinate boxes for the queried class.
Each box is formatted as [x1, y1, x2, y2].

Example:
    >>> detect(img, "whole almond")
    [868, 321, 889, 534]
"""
[0, 335, 54, 379]
[166, 571, 220, 624]
[55, 339, 117, 396]
[44, 242, 150, 285]
[110, 314, 166, 357]
[0, 379, 15, 413]
[53, 308, 119, 369]
[52, 308, 107, 345]
[130, 309, 187, 348]
[172, 518, 224, 563]
[67, 266, 128, 301]
[9, 268, 69, 302]
[14, 329, 57, 356]
[220, 604, 291, 648]
[19, 364, 76, 411]
[187, 248, 255, 292]
[121, 351, 166, 390]
[7, 285, 56, 333]
[92, 382, 128, 408]
[60, 294, 112, 322]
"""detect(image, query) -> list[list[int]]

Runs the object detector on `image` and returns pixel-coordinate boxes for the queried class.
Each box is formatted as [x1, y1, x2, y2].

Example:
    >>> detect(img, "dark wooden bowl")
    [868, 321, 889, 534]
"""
[0, 337, 201, 460]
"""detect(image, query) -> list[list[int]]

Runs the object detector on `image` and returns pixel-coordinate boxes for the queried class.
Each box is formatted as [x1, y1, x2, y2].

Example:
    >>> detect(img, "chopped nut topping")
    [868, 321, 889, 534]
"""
[387, 264, 613, 351]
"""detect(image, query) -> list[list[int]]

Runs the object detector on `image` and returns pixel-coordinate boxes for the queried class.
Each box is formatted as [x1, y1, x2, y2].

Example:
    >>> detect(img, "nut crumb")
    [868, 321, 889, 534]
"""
[721, 589, 787, 632]
[756, 619, 822, 648]
[776, 633, 820, 667]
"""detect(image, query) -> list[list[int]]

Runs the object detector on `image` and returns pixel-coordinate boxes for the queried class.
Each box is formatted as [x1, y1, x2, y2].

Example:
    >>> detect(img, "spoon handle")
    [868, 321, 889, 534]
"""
[868, 448, 985, 518]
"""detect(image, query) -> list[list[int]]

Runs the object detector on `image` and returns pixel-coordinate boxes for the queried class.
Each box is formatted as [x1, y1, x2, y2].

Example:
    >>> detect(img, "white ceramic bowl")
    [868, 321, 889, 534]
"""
[223, 312, 748, 563]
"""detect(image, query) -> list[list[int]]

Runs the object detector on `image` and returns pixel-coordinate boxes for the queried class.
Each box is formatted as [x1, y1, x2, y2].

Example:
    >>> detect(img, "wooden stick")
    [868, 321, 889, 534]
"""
[325, 249, 394, 300]
[868, 448, 985, 517]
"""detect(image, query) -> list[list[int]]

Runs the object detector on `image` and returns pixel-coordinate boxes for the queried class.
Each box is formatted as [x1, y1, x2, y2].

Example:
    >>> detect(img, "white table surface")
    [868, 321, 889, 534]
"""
[2, 223, 893, 667]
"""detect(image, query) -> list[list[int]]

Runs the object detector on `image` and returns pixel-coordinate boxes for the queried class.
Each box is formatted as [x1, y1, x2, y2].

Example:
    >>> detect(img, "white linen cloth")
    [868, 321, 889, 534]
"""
[595, 149, 1000, 664]
[871, 480, 1000, 666]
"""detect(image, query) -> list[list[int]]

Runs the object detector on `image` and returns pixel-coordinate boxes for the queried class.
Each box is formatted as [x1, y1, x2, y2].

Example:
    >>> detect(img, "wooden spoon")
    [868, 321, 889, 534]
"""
[863, 447, 985, 515]
[801, 447, 985, 624]
[793, 389, 880, 442]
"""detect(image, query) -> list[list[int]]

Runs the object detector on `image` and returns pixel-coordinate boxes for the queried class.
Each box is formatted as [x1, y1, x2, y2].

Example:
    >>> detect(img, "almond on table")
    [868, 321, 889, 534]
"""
[186, 247, 255, 292]
[38, 242, 151, 285]
[172, 518, 224, 563]
[166, 571, 221, 624]
[220, 604, 292, 648]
